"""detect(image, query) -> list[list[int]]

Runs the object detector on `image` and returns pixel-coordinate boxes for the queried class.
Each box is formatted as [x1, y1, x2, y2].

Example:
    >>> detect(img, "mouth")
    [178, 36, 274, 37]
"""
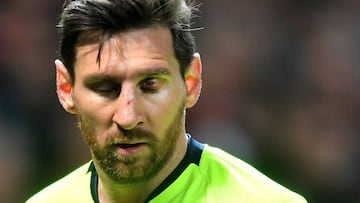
[115, 143, 147, 156]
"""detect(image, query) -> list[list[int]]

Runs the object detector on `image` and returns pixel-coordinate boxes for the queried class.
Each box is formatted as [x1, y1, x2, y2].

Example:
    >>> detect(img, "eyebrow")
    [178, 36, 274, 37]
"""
[83, 74, 116, 85]
[140, 67, 171, 77]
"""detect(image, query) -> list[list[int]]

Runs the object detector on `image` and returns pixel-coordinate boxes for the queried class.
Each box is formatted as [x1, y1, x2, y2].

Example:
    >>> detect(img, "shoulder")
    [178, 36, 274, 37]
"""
[26, 161, 93, 203]
[199, 145, 307, 203]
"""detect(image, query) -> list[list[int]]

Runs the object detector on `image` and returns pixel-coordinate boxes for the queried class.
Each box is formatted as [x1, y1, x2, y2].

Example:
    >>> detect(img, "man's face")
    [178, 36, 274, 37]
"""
[69, 27, 191, 183]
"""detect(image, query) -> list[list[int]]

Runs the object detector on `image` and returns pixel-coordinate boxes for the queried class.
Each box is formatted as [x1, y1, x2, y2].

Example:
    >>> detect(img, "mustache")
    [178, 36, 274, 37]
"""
[106, 127, 156, 143]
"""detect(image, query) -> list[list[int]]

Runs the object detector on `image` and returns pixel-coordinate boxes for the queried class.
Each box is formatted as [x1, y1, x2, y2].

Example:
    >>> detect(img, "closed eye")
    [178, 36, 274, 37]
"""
[88, 82, 121, 97]
[139, 77, 165, 93]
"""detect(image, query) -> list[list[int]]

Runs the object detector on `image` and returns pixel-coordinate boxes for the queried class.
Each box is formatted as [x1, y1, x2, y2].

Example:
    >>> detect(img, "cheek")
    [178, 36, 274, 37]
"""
[72, 90, 114, 129]
[75, 103, 112, 148]
[144, 87, 185, 131]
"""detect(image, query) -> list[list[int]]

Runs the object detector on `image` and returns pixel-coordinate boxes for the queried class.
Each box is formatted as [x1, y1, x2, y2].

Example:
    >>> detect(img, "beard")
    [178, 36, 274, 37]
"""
[76, 104, 185, 184]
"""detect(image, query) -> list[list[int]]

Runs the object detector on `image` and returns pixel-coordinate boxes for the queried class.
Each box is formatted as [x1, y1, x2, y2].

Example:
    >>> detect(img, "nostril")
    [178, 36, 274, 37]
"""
[117, 121, 144, 133]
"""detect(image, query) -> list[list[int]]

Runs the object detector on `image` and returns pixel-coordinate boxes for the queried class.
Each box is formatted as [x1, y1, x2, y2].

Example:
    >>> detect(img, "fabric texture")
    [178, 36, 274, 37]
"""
[26, 137, 307, 203]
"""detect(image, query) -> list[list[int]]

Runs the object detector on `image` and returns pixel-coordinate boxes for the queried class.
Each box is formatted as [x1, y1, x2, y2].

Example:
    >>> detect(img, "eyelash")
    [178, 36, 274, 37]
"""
[140, 77, 164, 93]
[89, 77, 164, 96]
[90, 83, 120, 96]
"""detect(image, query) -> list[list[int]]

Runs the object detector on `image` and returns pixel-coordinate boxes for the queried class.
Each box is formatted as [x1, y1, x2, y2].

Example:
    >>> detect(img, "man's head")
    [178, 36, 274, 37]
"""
[55, 0, 202, 184]
[58, 0, 198, 83]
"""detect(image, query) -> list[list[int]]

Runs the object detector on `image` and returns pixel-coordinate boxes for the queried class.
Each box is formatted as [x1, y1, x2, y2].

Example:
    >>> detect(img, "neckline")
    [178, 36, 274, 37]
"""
[88, 135, 204, 203]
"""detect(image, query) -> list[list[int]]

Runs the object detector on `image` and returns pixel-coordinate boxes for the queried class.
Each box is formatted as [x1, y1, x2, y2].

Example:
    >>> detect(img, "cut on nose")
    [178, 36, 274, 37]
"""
[112, 93, 143, 130]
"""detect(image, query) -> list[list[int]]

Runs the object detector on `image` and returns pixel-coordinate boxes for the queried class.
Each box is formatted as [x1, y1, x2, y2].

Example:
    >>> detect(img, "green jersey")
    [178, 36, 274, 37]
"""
[26, 136, 307, 203]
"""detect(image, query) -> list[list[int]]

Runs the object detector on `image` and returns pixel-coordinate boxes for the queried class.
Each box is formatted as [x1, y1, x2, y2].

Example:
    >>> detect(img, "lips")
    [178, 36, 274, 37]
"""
[115, 143, 147, 156]
[117, 143, 142, 148]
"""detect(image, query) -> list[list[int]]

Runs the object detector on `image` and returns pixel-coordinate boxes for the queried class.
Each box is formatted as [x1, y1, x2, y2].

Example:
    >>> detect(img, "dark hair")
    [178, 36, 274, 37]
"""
[57, 0, 199, 83]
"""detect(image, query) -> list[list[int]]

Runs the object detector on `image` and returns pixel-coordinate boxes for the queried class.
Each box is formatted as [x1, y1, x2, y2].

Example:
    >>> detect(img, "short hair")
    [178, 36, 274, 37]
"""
[57, 0, 199, 83]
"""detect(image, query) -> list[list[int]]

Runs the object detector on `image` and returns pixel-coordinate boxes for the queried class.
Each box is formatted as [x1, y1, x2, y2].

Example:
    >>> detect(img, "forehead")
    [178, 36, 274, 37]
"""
[74, 26, 178, 77]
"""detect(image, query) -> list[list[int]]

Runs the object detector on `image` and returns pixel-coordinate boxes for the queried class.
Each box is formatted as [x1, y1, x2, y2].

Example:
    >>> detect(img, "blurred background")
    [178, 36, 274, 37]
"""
[1, 0, 359, 202]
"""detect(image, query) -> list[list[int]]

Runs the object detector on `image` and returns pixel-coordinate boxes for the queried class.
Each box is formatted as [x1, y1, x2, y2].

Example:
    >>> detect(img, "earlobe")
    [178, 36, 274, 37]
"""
[185, 53, 202, 108]
[55, 59, 76, 114]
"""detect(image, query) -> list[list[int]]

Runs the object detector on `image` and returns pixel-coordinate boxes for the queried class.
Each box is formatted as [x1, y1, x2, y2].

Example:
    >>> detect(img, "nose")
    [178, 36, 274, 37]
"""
[112, 85, 143, 130]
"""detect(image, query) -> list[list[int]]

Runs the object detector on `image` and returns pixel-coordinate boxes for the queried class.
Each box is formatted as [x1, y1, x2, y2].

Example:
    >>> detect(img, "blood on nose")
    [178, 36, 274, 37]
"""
[126, 98, 133, 105]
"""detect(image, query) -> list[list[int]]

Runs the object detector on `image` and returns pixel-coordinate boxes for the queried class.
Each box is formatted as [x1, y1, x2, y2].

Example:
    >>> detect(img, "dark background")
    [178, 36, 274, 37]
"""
[0, 0, 359, 202]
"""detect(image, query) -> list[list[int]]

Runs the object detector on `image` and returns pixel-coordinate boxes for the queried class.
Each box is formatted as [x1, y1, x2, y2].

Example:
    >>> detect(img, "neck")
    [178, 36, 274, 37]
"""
[96, 134, 188, 203]
[98, 179, 150, 203]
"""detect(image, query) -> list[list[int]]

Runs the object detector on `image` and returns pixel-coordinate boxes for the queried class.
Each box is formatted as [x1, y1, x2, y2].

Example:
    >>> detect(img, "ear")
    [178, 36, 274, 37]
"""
[185, 53, 202, 108]
[55, 59, 76, 114]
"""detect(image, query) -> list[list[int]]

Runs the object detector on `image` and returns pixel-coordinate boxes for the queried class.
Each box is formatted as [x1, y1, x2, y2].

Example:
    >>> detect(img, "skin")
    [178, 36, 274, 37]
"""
[55, 26, 202, 203]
